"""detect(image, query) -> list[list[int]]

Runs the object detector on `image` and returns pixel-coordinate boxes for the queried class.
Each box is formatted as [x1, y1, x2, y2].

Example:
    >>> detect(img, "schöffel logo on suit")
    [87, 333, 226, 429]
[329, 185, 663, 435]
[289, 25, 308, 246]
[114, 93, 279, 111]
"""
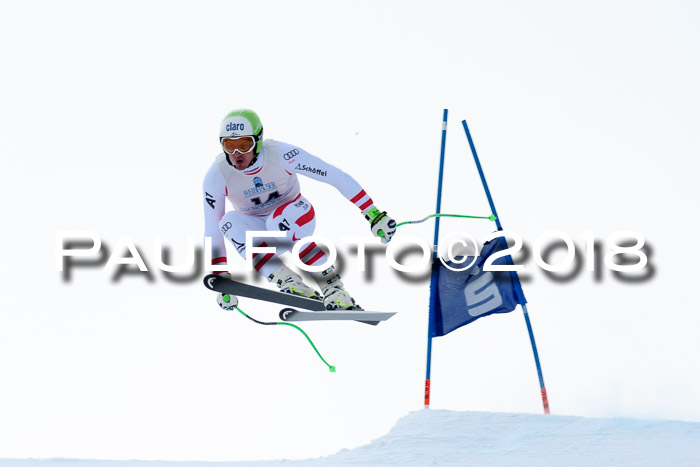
[295, 163, 327, 177]
[283, 149, 300, 160]
[226, 122, 245, 132]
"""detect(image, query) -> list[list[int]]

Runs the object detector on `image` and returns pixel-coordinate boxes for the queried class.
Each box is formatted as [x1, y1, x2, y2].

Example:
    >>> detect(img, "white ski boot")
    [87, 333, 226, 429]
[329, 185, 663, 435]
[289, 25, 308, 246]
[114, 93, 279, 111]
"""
[312, 266, 362, 310]
[268, 265, 321, 300]
[322, 283, 363, 310]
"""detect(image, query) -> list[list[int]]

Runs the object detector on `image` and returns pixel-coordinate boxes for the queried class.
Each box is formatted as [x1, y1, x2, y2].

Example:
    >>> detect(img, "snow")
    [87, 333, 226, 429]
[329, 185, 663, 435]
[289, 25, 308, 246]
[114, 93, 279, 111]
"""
[3, 409, 699, 467]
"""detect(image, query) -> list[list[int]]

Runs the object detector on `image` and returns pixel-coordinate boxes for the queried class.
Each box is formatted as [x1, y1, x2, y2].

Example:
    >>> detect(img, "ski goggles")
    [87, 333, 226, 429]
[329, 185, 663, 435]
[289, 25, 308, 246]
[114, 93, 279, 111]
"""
[221, 136, 256, 154]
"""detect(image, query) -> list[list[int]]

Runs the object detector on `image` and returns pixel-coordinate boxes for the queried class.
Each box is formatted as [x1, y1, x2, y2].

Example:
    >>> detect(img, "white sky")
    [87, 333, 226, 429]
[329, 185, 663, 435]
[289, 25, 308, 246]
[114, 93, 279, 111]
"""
[1, 0, 699, 462]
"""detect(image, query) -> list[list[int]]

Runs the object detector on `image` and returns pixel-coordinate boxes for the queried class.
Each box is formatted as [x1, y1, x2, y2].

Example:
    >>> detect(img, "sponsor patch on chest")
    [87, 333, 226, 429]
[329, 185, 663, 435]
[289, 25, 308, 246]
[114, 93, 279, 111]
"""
[242, 177, 278, 197]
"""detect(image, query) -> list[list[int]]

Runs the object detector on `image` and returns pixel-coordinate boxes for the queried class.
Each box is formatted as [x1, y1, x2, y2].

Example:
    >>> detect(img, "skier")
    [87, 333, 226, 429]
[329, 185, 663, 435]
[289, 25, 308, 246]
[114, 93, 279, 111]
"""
[203, 109, 396, 311]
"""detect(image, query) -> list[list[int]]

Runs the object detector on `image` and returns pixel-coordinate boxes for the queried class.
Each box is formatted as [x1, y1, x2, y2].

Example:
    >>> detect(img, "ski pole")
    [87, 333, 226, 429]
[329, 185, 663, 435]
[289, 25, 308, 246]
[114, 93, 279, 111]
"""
[397, 212, 496, 228]
[233, 304, 336, 373]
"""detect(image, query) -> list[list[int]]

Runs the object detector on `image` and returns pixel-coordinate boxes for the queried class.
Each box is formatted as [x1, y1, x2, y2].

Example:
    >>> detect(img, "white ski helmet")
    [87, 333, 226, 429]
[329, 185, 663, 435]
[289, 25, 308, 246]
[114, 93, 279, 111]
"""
[219, 109, 263, 154]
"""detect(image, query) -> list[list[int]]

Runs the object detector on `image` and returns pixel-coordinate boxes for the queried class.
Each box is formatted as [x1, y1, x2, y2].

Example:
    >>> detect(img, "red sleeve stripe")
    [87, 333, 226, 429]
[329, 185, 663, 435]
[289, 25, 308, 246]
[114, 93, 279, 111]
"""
[359, 199, 374, 212]
[351, 189, 374, 211]
[295, 206, 316, 228]
[273, 193, 302, 218]
[350, 190, 366, 204]
[303, 250, 326, 266]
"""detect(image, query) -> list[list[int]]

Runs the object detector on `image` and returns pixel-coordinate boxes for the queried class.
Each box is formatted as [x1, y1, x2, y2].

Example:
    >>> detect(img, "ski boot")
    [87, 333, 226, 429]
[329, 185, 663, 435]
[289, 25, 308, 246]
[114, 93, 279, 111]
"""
[312, 266, 362, 310]
[268, 265, 322, 300]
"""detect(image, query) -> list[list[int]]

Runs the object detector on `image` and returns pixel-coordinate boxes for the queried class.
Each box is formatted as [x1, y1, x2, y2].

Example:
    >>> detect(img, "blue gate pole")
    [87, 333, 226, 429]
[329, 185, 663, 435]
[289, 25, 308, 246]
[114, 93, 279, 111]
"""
[425, 109, 449, 408]
[461, 119, 550, 414]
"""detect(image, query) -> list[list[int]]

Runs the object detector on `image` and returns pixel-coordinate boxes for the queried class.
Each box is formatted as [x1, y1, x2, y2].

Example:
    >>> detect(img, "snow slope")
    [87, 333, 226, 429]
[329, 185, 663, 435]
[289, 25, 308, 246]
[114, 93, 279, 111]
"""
[2, 409, 699, 467]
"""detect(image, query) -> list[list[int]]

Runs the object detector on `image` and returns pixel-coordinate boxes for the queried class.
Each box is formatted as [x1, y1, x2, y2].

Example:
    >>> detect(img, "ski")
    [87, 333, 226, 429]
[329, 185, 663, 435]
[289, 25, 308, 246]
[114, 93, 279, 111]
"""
[203, 274, 326, 311]
[279, 307, 396, 325]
